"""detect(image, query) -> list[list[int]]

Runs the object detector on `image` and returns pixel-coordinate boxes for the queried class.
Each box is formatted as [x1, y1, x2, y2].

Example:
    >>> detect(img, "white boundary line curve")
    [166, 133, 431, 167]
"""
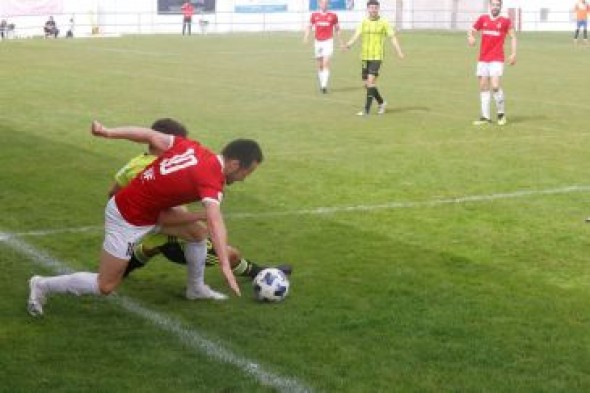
[3, 185, 590, 240]
[1, 234, 313, 393]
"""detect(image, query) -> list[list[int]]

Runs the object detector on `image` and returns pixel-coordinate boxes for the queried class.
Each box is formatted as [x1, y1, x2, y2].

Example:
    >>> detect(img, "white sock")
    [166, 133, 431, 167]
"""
[184, 240, 207, 290]
[322, 70, 330, 88]
[317, 71, 323, 87]
[480, 91, 491, 119]
[493, 89, 505, 115]
[40, 272, 100, 296]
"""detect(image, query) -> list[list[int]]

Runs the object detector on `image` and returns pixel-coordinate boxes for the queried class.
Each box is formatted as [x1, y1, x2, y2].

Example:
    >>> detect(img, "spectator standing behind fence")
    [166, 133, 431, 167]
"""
[0, 20, 7, 40]
[44, 16, 59, 38]
[574, 0, 589, 45]
[181, 1, 194, 35]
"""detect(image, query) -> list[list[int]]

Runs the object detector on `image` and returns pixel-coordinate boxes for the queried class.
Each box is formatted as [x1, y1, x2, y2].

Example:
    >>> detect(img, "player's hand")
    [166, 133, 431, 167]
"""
[507, 54, 516, 65]
[222, 265, 241, 296]
[467, 35, 476, 46]
[91, 120, 108, 138]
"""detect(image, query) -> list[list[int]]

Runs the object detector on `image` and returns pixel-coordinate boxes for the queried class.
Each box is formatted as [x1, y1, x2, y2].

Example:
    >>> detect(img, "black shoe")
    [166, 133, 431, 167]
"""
[275, 264, 293, 276]
[321, 88, 328, 94]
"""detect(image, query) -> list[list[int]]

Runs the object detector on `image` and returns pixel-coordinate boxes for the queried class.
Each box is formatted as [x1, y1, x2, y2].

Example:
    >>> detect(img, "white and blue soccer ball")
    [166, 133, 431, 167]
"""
[253, 268, 290, 302]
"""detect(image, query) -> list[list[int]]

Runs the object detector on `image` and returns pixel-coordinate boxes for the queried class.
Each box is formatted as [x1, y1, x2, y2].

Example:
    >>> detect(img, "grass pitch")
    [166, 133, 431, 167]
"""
[1, 32, 590, 392]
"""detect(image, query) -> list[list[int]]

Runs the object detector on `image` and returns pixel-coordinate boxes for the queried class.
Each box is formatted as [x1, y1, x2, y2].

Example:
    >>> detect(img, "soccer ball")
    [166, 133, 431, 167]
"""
[253, 268, 290, 302]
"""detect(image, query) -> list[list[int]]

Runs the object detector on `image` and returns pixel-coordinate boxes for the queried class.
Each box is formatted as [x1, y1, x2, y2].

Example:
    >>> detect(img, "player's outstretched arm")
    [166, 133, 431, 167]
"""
[204, 201, 241, 296]
[91, 120, 172, 152]
[344, 30, 361, 50]
[507, 28, 517, 65]
[467, 28, 477, 46]
[391, 36, 405, 59]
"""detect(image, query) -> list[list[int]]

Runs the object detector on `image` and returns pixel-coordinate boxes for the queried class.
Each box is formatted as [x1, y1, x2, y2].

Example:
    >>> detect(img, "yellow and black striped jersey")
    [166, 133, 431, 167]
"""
[355, 17, 395, 61]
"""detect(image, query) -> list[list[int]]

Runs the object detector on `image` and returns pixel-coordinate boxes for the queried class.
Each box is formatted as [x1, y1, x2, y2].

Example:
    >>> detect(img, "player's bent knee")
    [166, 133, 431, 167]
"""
[98, 279, 120, 295]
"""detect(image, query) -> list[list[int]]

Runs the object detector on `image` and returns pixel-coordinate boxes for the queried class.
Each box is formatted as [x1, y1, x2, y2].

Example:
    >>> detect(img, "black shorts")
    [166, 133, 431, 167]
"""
[362, 60, 382, 80]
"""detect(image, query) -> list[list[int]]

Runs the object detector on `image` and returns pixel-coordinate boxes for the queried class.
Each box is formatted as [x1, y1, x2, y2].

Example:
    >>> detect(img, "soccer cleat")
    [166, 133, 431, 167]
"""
[377, 101, 387, 115]
[275, 264, 293, 276]
[321, 88, 328, 94]
[472, 117, 492, 126]
[27, 276, 46, 317]
[356, 110, 368, 116]
[497, 114, 507, 126]
[186, 284, 228, 300]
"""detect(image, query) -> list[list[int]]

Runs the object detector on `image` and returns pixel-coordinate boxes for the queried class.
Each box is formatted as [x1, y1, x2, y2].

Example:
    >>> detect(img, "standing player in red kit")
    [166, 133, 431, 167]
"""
[27, 121, 263, 316]
[468, 0, 517, 126]
[303, 0, 343, 94]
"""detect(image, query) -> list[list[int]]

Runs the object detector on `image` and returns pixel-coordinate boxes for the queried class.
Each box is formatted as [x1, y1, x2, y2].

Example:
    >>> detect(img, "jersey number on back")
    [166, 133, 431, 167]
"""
[160, 148, 198, 175]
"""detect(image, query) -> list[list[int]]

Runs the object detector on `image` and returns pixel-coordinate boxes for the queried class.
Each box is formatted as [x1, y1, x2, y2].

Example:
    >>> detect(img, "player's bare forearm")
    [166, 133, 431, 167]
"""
[158, 206, 206, 226]
[344, 31, 360, 49]
[467, 29, 477, 46]
[392, 37, 405, 59]
[91, 120, 171, 151]
[205, 202, 241, 296]
[509, 32, 517, 65]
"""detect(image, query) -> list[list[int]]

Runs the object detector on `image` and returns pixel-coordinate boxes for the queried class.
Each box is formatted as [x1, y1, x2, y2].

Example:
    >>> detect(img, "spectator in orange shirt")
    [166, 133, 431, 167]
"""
[574, 0, 589, 45]
[181, 1, 194, 35]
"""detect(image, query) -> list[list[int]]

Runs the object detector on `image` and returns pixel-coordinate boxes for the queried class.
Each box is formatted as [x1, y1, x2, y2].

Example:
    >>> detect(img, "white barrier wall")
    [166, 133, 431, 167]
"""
[0, 0, 579, 38]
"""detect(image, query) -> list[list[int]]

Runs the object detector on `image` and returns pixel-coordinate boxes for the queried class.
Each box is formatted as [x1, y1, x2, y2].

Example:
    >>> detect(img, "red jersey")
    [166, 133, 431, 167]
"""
[310, 11, 339, 41]
[473, 15, 511, 62]
[181, 2, 194, 17]
[115, 137, 224, 226]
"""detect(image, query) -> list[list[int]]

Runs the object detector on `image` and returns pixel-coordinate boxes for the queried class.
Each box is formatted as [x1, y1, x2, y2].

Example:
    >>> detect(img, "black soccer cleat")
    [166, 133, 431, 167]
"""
[275, 264, 293, 276]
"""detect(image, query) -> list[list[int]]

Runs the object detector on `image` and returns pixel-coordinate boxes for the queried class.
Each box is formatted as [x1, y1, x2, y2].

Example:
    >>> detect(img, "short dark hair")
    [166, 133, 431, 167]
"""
[221, 139, 263, 168]
[151, 118, 188, 137]
[367, 0, 379, 6]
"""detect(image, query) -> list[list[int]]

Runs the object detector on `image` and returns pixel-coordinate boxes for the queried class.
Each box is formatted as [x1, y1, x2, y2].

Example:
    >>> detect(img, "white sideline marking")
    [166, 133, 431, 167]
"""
[3, 185, 590, 239]
[3, 234, 312, 393]
[229, 185, 590, 219]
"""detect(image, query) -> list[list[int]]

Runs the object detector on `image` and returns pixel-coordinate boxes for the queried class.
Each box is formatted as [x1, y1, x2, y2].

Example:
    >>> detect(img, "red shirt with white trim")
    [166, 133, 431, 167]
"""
[115, 136, 224, 226]
[310, 11, 339, 41]
[473, 15, 511, 62]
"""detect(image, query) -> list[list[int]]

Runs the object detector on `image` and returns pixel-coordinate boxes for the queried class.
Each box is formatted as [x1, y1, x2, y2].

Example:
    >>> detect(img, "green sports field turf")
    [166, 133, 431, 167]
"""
[1, 31, 590, 392]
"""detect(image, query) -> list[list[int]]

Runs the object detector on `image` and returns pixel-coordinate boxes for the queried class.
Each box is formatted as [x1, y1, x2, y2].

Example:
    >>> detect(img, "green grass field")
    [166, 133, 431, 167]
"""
[1, 31, 590, 393]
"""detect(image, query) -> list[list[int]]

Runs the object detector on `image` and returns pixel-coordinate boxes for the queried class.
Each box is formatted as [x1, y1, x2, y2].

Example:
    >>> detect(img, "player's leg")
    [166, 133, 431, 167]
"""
[488, 62, 506, 125]
[319, 39, 334, 93]
[28, 200, 151, 316]
[490, 77, 506, 126]
[473, 62, 492, 125]
[357, 62, 370, 115]
[124, 232, 169, 277]
[160, 221, 226, 300]
[207, 243, 293, 279]
[369, 62, 385, 113]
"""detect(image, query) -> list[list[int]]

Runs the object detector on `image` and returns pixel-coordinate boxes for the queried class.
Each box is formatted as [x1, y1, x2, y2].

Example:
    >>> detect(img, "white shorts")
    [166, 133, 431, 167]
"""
[314, 38, 334, 58]
[103, 198, 155, 260]
[476, 61, 504, 77]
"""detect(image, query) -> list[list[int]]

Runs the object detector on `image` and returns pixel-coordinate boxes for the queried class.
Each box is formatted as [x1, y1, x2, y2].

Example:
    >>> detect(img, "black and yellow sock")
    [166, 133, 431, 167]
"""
[365, 87, 374, 113]
[371, 87, 384, 105]
[232, 258, 266, 279]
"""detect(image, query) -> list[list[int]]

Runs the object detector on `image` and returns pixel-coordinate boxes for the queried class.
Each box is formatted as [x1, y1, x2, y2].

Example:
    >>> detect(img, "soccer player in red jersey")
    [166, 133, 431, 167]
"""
[468, 0, 516, 126]
[27, 121, 262, 316]
[303, 0, 343, 94]
[181, 1, 194, 35]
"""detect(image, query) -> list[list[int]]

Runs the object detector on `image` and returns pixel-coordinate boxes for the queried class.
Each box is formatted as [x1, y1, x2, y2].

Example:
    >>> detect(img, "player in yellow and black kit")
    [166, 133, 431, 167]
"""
[108, 118, 292, 280]
[344, 0, 404, 116]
